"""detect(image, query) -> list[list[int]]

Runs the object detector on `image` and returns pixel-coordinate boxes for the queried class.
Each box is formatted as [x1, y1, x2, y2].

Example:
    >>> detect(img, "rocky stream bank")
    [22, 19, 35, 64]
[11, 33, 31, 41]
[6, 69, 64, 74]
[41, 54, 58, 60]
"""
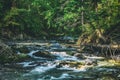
[0, 40, 120, 80]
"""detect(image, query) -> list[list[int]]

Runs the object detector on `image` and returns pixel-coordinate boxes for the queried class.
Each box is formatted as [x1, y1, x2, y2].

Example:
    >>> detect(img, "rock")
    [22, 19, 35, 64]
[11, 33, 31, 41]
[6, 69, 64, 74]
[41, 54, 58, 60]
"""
[59, 36, 75, 43]
[33, 51, 56, 58]
[74, 53, 86, 59]
[85, 58, 97, 66]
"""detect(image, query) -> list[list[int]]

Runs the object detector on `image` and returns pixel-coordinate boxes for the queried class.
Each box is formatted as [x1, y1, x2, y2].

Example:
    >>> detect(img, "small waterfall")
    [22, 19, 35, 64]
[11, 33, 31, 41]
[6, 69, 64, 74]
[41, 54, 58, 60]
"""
[28, 50, 39, 57]
[18, 61, 36, 67]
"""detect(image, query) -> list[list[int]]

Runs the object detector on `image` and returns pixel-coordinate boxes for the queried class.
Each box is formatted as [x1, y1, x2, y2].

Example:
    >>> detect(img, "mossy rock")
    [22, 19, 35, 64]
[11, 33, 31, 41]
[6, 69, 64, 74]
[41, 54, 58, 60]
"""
[15, 54, 32, 62]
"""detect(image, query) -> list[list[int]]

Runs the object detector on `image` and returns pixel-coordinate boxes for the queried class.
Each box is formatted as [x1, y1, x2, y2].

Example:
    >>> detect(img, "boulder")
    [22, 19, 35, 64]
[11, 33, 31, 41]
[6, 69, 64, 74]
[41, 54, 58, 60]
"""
[74, 53, 86, 59]
[33, 51, 56, 58]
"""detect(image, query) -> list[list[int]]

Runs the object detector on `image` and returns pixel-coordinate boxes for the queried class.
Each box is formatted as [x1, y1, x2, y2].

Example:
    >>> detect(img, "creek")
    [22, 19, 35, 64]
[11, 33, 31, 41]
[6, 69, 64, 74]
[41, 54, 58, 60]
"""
[0, 41, 120, 80]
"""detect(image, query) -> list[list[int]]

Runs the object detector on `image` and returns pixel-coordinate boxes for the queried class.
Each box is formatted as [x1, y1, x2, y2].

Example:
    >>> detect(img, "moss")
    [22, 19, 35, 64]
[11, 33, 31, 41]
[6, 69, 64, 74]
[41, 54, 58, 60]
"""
[14, 54, 31, 62]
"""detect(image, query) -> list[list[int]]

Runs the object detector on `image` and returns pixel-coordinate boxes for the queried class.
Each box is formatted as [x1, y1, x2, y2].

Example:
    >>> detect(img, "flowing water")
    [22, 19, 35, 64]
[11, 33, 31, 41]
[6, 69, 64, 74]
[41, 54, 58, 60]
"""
[0, 42, 120, 80]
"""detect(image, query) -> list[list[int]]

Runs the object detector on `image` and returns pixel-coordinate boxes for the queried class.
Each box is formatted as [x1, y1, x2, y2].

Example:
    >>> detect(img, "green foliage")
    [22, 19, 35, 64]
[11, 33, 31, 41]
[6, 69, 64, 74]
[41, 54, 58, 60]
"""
[0, 0, 119, 39]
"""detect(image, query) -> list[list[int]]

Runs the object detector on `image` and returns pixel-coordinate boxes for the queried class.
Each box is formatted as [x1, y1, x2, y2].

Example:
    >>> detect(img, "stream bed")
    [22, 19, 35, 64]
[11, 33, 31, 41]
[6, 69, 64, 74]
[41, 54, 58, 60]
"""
[0, 41, 120, 80]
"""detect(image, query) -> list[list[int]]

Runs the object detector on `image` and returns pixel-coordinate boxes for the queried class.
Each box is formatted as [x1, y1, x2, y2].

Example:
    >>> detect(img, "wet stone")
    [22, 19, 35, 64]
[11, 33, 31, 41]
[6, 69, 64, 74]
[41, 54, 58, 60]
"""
[74, 53, 86, 59]
[33, 51, 56, 59]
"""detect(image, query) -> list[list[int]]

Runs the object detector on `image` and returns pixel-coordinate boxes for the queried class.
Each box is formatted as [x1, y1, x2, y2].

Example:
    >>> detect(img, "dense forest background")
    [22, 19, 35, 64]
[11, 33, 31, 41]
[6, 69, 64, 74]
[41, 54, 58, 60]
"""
[0, 0, 120, 44]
